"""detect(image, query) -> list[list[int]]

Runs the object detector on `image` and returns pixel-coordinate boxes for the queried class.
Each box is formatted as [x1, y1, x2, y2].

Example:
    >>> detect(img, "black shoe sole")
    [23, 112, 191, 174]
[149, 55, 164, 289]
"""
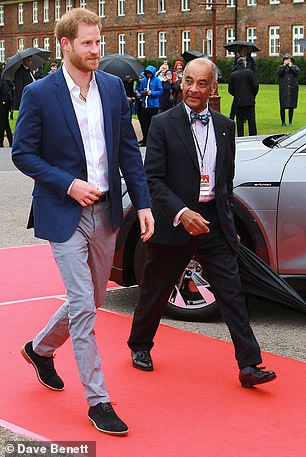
[21, 344, 64, 391]
[132, 360, 153, 372]
[88, 417, 129, 435]
[240, 373, 277, 388]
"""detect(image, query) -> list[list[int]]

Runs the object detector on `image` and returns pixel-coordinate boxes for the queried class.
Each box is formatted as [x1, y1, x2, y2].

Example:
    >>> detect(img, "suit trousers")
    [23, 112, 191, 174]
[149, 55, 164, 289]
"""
[236, 105, 257, 137]
[33, 201, 116, 406]
[128, 202, 262, 369]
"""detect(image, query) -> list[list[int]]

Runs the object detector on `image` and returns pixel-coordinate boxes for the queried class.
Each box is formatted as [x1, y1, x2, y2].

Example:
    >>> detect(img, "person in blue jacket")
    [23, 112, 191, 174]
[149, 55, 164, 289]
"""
[139, 65, 163, 146]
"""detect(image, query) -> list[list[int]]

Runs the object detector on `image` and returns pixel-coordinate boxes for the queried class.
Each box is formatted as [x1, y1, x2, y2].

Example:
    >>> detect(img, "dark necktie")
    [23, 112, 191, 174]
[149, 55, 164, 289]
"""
[190, 111, 210, 126]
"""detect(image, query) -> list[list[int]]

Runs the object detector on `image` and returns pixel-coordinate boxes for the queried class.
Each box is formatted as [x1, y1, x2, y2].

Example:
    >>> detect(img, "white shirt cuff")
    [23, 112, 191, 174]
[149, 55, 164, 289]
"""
[173, 207, 189, 226]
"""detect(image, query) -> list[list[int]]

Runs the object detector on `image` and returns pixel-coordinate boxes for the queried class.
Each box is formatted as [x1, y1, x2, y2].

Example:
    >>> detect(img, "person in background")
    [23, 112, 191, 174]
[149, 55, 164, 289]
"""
[277, 54, 300, 127]
[230, 46, 256, 120]
[139, 65, 163, 147]
[127, 57, 276, 390]
[156, 59, 169, 81]
[158, 69, 175, 113]
[173, 60, 185, 82]
[13, 56, 35, 110]
[228, 57, 258, 137]
[12, 7, 154, 436]
[172, 60, 185, 105]
[0, 76, 13, 147]
[48, 62, 58, 73]
[123, 76, 136, 119]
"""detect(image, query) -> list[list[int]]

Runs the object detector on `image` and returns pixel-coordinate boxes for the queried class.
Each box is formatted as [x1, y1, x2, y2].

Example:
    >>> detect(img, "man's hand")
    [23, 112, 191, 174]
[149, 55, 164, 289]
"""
[69, 179, 102, 206]
[179, 209, 210, 236]
[137, 208, 154, 242]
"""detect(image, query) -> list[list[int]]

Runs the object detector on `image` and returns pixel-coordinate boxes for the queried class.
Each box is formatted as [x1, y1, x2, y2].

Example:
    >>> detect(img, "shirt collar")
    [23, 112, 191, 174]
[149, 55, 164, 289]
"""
[62, 63, 96, 93]
[184, 102, 209, 118]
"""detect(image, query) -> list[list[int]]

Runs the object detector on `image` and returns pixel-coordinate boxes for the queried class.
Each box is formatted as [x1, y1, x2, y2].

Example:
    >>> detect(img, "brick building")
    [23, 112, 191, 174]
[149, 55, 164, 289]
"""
[0, 0, 305, 63]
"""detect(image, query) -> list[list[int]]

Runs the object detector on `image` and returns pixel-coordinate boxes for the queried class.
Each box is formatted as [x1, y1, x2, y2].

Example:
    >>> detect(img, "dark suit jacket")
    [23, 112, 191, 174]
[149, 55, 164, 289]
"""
[13, 65, 34, 110]
[12, 66, 151, 242]
[144, 103, 238, 250]
[228, 68, 258, 107]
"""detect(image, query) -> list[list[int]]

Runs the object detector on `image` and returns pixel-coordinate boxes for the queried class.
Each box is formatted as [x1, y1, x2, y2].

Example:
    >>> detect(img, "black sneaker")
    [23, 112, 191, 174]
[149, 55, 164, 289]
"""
[239, 365, 276, 388]
[21, 341, 64, 391]
[88, 402, 128, 435]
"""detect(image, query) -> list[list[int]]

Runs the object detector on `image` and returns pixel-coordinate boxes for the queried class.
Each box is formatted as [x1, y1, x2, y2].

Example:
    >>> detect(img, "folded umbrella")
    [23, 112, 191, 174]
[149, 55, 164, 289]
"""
[224, 40, 260, 54]
[99, 54, 144, 81]
[1, 47, 51, 80]
[238, 244, 306, 313]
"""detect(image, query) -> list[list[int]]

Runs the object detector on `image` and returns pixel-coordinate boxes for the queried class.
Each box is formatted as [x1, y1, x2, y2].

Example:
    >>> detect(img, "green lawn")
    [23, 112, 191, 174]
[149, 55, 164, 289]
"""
[218, 83, 306, 135]
[9, 84, 305, 137]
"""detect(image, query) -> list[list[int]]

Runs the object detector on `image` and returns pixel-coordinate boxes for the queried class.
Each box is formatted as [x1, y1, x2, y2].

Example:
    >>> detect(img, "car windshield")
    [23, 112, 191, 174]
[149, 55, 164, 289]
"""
[276, 127, 306, 149]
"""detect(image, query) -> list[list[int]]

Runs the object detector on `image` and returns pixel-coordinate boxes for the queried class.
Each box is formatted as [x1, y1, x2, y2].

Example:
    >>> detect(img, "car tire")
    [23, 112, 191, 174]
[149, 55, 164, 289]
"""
[133, 238, 220, 321]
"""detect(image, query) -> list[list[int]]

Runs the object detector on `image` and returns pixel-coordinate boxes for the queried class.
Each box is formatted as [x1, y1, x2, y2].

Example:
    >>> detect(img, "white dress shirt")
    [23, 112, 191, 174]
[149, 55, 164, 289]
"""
[63, 64, 109, 192]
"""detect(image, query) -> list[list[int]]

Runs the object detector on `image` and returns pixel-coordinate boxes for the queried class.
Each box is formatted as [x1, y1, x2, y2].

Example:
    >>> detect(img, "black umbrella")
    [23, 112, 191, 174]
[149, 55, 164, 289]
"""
[238, 244, 306, 313]
[99, 54, 144, 81]
[1, 47, 51, 80]
[224, 40, 260, 54]
[295, 38, 306, 50]
[181, 50, 207, 63]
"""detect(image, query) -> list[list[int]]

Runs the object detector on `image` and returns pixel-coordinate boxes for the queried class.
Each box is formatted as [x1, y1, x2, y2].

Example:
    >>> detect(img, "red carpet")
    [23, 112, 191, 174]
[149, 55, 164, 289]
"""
[0, 246, 306, 456]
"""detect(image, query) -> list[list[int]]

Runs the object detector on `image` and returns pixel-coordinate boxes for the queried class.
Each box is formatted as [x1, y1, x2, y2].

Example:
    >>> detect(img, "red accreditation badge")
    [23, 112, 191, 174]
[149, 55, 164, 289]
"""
[199, 174, 210, 201]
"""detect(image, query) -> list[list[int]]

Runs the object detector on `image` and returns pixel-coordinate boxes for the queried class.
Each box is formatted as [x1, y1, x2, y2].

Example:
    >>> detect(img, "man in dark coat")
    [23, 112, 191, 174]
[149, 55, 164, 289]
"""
[127, 57, 276, 389]
[0, 77, 13, 147]
[277, 54, 300, 126]
[228, 57, 258, 137]
[13, 56, 35, 110]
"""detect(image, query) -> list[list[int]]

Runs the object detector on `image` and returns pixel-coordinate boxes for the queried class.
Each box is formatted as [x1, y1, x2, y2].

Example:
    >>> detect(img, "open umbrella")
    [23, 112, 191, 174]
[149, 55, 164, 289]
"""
[238, 244, 306, 313]
[99, 54, 144, 81]
[295, 38, 306, 50]
[224, 40, 260, 54]
[181, 50, 207, 63]
[1, 47, 51, 80]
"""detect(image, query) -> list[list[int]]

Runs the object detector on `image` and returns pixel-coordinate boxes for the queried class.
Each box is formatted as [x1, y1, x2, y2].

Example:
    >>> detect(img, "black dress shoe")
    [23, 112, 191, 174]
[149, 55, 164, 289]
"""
[239, 366, 276, 388]
[131, 350, 153, 371]
[88, 402, 128, 435]
[21, 341, 64, 391]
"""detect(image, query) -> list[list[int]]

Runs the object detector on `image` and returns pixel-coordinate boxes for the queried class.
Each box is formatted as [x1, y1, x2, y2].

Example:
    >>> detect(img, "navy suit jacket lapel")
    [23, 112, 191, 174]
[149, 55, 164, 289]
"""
[210, 110, 228, 184]
[171, 103, 199, 170]
[53, 67, 86, 161]
[95, 71, 113, 165]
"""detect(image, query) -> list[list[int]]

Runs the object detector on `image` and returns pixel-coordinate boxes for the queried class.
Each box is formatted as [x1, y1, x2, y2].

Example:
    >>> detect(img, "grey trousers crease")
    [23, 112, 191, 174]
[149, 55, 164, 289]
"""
[32, 202, 116, 406]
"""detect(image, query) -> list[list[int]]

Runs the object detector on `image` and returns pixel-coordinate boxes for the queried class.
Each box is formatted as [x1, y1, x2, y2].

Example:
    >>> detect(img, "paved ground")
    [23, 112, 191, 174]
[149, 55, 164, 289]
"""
[1, 125, 305, 445]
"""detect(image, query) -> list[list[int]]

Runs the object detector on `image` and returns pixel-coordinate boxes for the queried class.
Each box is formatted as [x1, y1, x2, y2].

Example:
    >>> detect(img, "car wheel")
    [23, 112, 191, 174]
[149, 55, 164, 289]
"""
[133, 239, 219, 321]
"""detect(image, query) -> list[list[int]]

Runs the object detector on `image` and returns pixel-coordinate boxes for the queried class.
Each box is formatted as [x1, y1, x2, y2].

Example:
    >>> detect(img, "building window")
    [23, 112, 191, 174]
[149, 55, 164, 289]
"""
[182, 30, 190, 53]
[227, 0, 235, 7]
[33, 2, 38, 23]
[226, 28, 235, 56]
[18, 3, 24, 25]
[247, 0, 256, 5]
[137, 0, 144, 14]
[206, 29, 212, 57]
[118, 34, 125, 54]
[80, 0, 86, 8]
[0, 40, 5, 62]
[247, 27, 257, 55]
[118, 0, 125, 16]
[44, 37, 50, 50]
[98, 0, 105, 17]
[181, 0, 190, 11]
[55, 0, 60, 21]
[158, 0, 166, 13]
[206, 0, 212, 10]
[56, 40, 62, 59]
[158, 31, 167, 58]
[292, 25, 304, 55]
[0, 6, 4, 26]
[269, 26, 280, 55]
[138, 32, 145, 58]
[43, 0, 49, 22]
[100, 35, 106, 57]
[18, 38, 25, 51]
[66, 0, 73, 12]
[293, 0, 304, 3]
[269, 0, 280, 3]
[33, 38, 39, 48]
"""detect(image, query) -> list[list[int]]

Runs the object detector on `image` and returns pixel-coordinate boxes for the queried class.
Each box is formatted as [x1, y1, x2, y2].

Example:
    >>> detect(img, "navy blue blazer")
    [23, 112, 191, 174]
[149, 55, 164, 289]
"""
[12, 67, 151, 242]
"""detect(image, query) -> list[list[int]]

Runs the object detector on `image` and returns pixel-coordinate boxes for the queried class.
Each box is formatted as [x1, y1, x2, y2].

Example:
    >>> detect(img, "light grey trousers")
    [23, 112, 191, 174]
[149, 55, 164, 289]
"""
[33, 201, 116, 406]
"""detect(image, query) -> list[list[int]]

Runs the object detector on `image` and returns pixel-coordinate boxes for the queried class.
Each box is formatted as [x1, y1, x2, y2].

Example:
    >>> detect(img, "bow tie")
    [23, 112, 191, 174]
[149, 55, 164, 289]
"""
[190, 111, 210, 126]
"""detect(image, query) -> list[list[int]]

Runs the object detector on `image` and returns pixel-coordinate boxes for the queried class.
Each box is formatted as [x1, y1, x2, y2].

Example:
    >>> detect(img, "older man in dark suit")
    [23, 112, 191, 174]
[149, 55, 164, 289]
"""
[12, 8, 154, 435]
[128, 58, 276, 389]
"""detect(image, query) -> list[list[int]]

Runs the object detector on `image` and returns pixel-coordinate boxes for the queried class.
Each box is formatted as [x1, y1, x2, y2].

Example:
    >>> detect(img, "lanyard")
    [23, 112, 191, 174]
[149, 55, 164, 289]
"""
[191, 122, 209, 173]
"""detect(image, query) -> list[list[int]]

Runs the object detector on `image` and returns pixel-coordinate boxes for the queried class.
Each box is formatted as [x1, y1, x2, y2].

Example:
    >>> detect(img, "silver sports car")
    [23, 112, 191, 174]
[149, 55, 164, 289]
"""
[110, 127, 306, 320]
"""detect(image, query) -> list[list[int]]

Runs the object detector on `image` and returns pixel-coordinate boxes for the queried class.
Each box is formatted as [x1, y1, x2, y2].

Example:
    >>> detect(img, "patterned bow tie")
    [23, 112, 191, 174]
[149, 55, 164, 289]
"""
[190, 111, 210, 126]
